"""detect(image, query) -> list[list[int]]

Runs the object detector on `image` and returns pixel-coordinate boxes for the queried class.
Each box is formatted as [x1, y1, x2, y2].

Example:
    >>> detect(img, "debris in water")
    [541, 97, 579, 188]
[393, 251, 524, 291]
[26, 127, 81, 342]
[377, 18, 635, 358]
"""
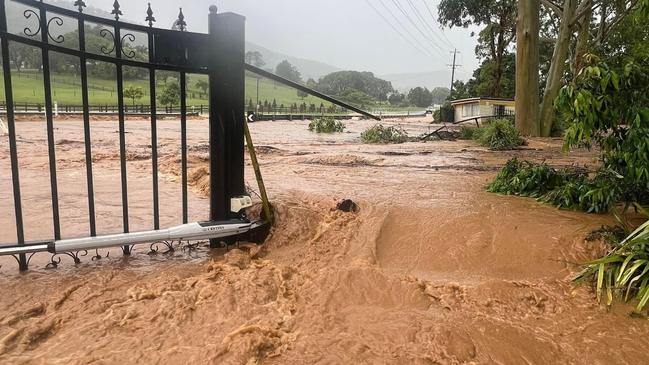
[337, 199, 359, 213]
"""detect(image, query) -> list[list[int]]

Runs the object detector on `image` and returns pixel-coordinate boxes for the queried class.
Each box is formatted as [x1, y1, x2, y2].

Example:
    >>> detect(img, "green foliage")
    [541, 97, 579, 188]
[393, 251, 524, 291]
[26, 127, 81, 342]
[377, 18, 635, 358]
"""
[275, 60, 302, 83]
[158, 81, 180, 106]
[488, 159, 645, 214]
[476, 119, 525, 150]
[438, 0, 516, 99]
[434, 102, 454, 123]
[361, 124, 409, 144]
[556, 56, 649, 206]
[245, 51, 265, 68]
[308, 117, 345, 133]
[487, 159, 568, 197]
[574, 209, 649, 313]
[316, 71, 394, 102]
[430, 87, 451, 105]
[123, 86, 144, 106]
[459, 126, 477, 140]
[407, 87, 433, 108]
[388, 92, 406, 106]
[558, 57, 649, 187]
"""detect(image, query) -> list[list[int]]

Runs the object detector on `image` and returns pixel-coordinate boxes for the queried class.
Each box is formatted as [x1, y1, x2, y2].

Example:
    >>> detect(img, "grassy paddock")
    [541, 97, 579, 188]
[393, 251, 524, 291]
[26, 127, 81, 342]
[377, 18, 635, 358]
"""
[0, 69, 420, 114]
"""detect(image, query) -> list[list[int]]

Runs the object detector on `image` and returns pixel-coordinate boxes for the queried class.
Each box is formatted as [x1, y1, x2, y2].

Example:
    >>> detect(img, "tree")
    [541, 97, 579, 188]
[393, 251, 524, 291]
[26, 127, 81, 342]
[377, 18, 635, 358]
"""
[388, 92, 405, 105]
[275, 60, 302, 83]
[537, 0, 644, 136]
[515, 0, 541, 136]
[407, 87, 434, 108]
[438, 0, 517, 97]
[315, 71, 393, 101]
[430, 87, 451, 105]
[195, 79, 209, 96]
[124, 86, 144, 106]
[297, 78, 317, 100]
[158, 82, 180, 108]
[245, 51, 265, 68]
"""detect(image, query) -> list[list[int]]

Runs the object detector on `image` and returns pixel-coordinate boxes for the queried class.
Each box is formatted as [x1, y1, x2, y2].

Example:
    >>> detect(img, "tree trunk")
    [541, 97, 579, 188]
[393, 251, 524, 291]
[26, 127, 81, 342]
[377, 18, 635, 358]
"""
[515, 0, 541, 136]
[539, 0, 577, 137]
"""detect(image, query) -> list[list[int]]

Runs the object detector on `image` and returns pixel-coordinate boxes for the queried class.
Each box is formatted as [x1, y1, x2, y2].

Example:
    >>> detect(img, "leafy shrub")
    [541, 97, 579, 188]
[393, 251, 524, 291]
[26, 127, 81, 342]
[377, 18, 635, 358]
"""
[308, 117, 346, 133]
[476, 119, 525, 150]
[361, 124, 409, 144]
[487, 158, 622, 214]
[459, 126, 477, 140]
[487, 159, 569, 198]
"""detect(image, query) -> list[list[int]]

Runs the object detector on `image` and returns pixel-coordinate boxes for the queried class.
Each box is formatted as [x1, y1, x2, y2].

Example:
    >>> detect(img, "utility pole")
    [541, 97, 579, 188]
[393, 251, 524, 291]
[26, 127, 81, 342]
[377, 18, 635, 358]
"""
[448, 49, 461, 95]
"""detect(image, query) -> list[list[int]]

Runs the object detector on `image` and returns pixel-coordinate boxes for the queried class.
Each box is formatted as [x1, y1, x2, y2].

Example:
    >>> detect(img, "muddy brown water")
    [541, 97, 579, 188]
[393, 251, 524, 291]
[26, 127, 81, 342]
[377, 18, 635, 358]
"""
[1, 116, 647, 364]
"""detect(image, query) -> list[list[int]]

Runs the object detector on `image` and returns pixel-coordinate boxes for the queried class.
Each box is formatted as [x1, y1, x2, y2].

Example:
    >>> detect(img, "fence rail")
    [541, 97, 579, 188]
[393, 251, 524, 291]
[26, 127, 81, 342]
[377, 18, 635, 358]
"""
[0, 101, 207, 114]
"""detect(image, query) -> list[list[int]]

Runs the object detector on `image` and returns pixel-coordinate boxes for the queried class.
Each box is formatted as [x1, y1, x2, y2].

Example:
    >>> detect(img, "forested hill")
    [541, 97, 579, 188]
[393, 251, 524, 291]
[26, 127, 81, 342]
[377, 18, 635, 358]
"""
[245, 42, 342, 81]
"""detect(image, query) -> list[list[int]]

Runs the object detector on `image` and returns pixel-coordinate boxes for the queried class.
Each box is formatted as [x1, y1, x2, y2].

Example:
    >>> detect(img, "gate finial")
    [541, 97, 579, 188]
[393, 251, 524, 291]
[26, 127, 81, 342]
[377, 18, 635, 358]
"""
[146, 3, 156, 27]
[73, 0, 86, 13]
[209, 5, 218, 14]
[111, 0, 122, 21]
[176, 8, 187, 32]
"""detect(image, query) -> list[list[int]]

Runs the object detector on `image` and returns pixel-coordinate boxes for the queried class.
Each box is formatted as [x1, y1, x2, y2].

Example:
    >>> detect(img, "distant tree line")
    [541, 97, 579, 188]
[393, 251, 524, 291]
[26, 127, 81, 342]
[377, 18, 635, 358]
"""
[261, 55, 448, 109]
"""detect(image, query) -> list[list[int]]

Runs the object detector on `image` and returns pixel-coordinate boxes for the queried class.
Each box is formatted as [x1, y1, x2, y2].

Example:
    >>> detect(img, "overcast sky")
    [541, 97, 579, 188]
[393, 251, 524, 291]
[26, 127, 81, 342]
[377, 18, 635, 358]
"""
[50, 0, 479, 77]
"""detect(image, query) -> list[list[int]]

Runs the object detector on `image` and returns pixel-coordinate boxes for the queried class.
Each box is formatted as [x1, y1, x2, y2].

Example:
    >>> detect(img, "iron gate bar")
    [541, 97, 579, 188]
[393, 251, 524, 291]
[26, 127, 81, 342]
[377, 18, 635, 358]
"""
[2, 33, 209, 74]
[147, 22, 160, 231]
[78, 12, 97, 238]
[112, 13, 130, 253]
[180, 71, 188, 224]
[39, 3, 62, 241]
[0, 3, 26, 271]
[244, 64, 381, 121]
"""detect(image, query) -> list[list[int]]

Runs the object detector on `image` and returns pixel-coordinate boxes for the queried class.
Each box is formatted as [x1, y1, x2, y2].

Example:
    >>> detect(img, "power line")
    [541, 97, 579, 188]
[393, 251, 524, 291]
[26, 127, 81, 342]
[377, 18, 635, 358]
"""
[406, 0, 453, 47]
[404, 0, 450, 52]
[390, 0, 445, 57]
[363, 0, 436, 58]
[375, 0, 438, 57]
[420, 0, 454, 48]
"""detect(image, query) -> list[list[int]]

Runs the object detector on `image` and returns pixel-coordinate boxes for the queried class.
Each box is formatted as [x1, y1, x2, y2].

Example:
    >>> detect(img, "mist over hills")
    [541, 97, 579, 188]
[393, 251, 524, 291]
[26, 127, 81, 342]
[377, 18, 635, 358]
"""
[6, 0, 469, 92]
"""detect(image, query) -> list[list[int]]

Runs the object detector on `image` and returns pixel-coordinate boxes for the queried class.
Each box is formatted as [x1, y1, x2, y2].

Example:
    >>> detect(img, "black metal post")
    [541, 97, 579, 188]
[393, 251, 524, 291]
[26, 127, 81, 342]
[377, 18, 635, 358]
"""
[147, 29, 160, 231]
[0, 4, 26, 271]
[207, 5, 246, 236]
[114, 21, 130, 254]
[39, 5, 62, 241]
[79, 12, 97, 238]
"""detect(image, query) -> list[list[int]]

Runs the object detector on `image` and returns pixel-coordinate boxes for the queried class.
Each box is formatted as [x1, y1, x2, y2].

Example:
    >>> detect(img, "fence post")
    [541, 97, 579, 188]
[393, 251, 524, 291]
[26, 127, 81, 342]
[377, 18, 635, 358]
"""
[207, 6, 246, 230]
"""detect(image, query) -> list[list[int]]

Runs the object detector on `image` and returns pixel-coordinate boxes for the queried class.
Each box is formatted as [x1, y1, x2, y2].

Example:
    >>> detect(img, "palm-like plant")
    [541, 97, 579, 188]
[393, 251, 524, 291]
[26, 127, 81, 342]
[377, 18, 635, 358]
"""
[575, 206, 649, 312]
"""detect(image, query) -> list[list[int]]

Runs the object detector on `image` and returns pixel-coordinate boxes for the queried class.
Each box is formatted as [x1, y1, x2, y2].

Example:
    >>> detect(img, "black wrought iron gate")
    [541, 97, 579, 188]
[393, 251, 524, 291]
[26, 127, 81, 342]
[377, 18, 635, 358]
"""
[0, 0, 246, 270]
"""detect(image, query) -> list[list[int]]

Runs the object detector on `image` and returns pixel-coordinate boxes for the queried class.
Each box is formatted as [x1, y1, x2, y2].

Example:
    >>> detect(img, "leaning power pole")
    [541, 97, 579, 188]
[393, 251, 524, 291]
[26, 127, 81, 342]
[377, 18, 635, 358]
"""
[448, 49, 460, 95]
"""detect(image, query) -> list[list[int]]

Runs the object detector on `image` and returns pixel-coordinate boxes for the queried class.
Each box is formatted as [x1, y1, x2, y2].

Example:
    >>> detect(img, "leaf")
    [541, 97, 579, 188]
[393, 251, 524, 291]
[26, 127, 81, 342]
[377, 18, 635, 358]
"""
[636, 284, 649, 312]
[597, 263, 605, 303]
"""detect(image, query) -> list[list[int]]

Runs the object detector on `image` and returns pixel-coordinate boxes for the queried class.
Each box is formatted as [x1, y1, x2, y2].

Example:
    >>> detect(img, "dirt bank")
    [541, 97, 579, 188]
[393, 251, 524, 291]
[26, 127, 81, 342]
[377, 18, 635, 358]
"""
[1, 117, 646, 364]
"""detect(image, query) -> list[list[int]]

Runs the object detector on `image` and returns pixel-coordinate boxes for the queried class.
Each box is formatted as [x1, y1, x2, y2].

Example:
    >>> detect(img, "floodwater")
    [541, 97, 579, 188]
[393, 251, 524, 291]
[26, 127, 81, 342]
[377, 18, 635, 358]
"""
[0, 116, 647, 364]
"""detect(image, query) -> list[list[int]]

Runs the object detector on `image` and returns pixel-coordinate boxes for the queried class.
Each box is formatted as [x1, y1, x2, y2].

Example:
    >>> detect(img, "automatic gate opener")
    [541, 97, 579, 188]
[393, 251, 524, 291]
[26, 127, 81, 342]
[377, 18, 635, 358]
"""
[49, 195, 262, 254]
[48, 219, 266, 254]
[0, 196, 269, 257]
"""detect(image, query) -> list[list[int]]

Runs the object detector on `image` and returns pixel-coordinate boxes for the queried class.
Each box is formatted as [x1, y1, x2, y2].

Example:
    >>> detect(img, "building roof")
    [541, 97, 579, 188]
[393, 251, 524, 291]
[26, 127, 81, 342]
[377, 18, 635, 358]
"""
[450, 97, 515, 106]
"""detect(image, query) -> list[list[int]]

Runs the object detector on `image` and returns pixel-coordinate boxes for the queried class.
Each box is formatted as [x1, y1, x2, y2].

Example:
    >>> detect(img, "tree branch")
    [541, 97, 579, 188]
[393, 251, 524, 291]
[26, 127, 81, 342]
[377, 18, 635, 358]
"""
[571, 0, 598, 26]
[601, 0, 641, 41]
[541, 0, 564, 16]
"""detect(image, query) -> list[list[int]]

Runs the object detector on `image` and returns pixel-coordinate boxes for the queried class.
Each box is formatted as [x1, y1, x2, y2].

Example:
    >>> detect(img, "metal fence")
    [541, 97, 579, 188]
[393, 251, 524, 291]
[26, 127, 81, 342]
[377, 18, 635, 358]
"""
[0, 0, 247, 270]
[0, 101, 208, 115]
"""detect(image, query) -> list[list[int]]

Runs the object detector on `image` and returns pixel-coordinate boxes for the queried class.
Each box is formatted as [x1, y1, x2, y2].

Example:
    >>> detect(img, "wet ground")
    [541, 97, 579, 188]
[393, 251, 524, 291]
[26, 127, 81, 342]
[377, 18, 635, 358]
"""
[0, 116, 646, 364]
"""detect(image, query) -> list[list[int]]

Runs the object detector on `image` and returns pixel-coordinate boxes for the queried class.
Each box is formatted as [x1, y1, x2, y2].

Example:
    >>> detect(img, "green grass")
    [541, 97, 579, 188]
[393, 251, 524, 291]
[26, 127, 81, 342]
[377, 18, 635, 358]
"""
[0, 69, 418, 114]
